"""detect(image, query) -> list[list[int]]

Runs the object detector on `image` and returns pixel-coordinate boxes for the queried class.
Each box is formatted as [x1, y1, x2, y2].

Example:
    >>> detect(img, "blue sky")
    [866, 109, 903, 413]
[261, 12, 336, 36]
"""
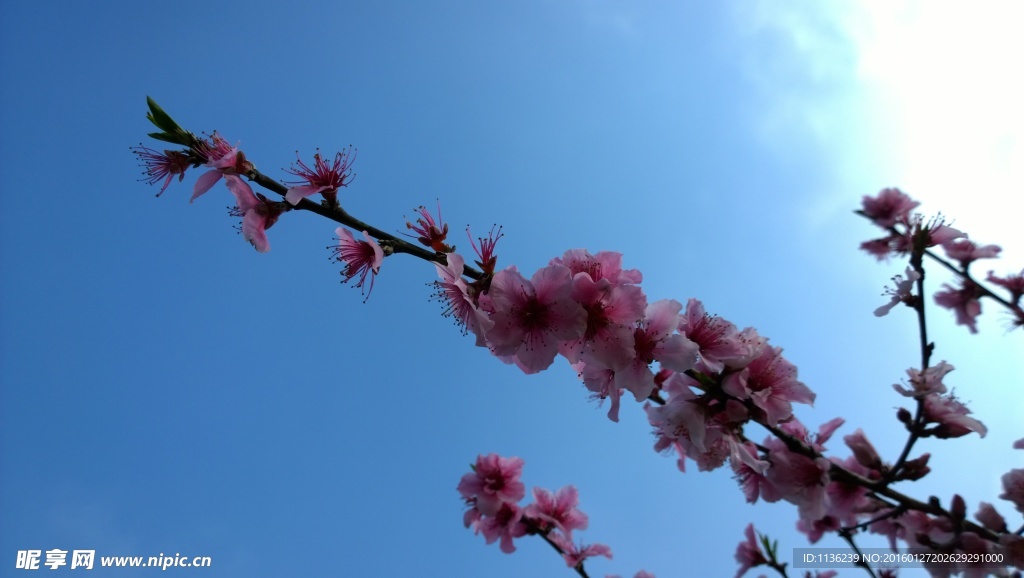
[1, 1, 1021, 577]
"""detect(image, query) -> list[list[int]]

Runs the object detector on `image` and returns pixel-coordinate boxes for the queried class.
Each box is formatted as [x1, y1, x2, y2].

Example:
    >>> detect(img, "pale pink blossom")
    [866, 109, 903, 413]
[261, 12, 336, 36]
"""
[921, 392, 986, 438]
[284, 148, 355, 206]
[874, 266, 921, 317]
[678, 299, 748, 372]
[484, 264, 586, 373]
[615, 300, 698, 402]
[549, 249, 642, 285]
[843, 429, 883, 473]
[892, 361, 953, 398]
[433, 252, 493, 346]
[924, 222, 966, 247]
[549, 535, 612, 569]
[759, 421, 838, 522]
[560, 273, 645, 369]
[191, 132, 250, 202]
[574, 361, 625, 422]
[524, 485, 589, 539]
[474, 502, 527, 554]
[332, 228, 384, 299]
[722, 344, 814, 426]
[225, 175, 284, 253]
[1001, 468, 1024, 513]
[730, 439, 770, 503]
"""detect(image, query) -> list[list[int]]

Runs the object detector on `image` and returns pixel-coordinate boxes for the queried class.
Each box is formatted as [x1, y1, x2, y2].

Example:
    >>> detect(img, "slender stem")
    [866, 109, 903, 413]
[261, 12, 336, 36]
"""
[521, 518, 591, 578]
[838, 529, 878, 578]
[246, 169, 485, 280]
[887, 249, 930, 482]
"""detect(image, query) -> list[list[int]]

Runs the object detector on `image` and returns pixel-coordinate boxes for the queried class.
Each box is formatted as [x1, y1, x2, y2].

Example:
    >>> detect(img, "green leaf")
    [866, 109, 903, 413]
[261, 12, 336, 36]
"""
[146, 96, 179, 132]
[147, 131, 185, 145]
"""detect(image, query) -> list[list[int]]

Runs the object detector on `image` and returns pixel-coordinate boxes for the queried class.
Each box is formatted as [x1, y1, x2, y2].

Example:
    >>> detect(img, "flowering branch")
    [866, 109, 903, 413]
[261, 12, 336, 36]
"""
[133, 99, 1024, 577]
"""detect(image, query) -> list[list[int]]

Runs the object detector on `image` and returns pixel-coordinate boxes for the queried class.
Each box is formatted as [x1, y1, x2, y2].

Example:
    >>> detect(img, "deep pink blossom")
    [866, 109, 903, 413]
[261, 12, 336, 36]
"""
[225, 175, 284, 253]
[860, 188, 919, 228]
[467, 225, 503, 276]
[332, 228, 384, 299]
[284, 148, 355, 206]
[457, 454, 526, 517]
[404, 202, 452, 252]
[132, 145, 191, 196]
[483, 264, 586, 373]
[524, 485, 589, 539]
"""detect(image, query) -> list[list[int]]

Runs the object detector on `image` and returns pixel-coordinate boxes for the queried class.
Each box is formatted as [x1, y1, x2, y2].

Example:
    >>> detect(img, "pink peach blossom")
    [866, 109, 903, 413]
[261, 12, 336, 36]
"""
[224, 175, 283, 253]
[860, 187, 919, 228]
[332, 228, 384, 299]
[484, 264, 586, 373]
[284, 148, 355, 206]
[615, 299, 698, 402]
[457, 454, 526, 517]
[524, 485, 589, 539]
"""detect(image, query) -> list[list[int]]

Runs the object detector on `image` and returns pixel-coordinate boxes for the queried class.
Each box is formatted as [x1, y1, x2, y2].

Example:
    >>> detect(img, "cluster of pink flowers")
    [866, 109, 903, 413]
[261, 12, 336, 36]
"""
[134, 128, 375, 274]
[457, 454, 652, 578]
[858, 187, 1024, 331]
[136, 102, 1024, 577]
